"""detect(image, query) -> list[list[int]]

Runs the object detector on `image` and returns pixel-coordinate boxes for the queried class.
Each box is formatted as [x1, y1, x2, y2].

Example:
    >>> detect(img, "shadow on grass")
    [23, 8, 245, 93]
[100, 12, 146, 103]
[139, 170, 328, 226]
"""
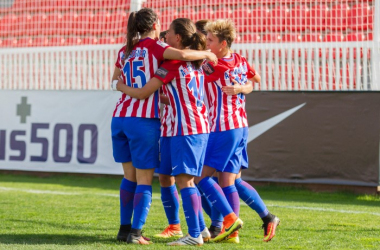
[0, 233, 115, 245]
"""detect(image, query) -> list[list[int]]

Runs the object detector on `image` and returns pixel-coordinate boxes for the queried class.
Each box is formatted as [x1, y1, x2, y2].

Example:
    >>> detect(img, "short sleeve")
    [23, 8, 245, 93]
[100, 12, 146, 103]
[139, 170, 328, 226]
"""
[202, 62, 220, 83]
[243, 58, 256, 79]
[115, 46, 125, 69]
[154, 61, 175, 84]
[153, 40, 170, 62]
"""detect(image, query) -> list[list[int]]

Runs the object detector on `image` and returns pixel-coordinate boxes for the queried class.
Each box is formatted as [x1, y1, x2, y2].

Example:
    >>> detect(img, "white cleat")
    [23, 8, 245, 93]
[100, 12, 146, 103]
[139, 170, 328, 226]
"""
[201, 227, 211, 242]
[167, 234, 204, 246]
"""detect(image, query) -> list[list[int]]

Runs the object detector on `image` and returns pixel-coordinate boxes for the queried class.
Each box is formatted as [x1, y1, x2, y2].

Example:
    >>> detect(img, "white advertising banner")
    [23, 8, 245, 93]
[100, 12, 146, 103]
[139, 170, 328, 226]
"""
[0, 90, 123, 175]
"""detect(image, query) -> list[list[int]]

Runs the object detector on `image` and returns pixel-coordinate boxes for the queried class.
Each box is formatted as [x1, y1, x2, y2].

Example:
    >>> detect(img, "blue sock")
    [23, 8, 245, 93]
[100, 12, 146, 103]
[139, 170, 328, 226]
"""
[120, 178, 137, 225]
[211, 208, 223, 228]
[198, 177, 233, 217]
[195, 187, 206, 231]
[222, 185, 240, 217]
[180, 187, 200, 238]
[132, 185, 152, 229]
[161, 185, 180, 225]
[212, 176, 219, 183]
[196, 184, 212, 218]
[235, 178, 269, 218]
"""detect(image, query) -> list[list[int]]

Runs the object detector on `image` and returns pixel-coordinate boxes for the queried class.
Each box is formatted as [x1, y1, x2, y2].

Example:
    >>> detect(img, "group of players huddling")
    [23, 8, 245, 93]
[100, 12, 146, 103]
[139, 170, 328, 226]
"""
[110, 7, 280, 246]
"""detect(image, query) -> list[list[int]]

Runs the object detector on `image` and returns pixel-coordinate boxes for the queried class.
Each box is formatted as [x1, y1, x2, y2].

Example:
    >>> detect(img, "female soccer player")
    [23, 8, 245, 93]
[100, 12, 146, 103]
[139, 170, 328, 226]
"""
[200, 19, 280, 243]
[116, 18, 214, 246]
[110, 8, 217, 245]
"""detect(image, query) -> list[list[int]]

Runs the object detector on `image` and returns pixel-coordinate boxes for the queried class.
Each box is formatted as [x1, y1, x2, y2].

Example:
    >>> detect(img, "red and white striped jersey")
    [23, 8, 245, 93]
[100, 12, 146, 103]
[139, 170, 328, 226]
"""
[113, 38, 169, 118]
[202, 53, 256, 132]
[154, 60, 209, 137]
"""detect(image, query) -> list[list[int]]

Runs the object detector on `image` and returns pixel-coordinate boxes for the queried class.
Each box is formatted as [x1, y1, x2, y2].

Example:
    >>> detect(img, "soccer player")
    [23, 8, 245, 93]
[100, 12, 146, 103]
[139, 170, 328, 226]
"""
[110, 8, 217, 245]
[116, 18, 212, 246]
[201, 19, 280, 243]
[159, 30, 167, 42]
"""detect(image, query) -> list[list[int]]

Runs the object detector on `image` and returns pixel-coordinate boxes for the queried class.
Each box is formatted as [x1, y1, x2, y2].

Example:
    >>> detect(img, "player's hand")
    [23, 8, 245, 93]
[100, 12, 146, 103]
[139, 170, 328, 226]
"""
[222, 79, 242, 95]
[116, 76, 124, 91]
[205, 51, 218, 65]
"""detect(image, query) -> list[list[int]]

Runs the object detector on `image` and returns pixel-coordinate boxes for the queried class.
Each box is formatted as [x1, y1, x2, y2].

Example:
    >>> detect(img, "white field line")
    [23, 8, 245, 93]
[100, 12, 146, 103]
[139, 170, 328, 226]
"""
[1, 186, 379, 216]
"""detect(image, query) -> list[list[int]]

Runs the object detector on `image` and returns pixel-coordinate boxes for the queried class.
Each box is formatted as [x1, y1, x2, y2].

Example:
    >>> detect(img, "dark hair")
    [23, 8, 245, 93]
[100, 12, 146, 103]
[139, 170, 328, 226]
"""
[125, 8, 158, 57]
[195, 19, 209, 36]
[159, 30, 167, 42]
[171, 18, 206, 69]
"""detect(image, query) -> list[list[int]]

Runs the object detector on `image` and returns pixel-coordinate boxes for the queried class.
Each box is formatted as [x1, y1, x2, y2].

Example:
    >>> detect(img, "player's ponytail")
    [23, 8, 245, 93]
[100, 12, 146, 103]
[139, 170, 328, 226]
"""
[125, 8, 158, 57]
[171, 18, 206, 69]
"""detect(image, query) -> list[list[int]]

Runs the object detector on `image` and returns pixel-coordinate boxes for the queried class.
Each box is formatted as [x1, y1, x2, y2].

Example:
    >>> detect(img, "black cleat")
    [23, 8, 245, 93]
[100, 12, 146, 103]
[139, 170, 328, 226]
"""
[208, 225, 222, 239]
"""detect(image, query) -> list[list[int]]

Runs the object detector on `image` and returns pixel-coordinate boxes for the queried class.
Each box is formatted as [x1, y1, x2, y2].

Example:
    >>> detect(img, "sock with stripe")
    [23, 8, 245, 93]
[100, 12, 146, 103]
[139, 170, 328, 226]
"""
[196, 184, 212, 218]
[195, 187, 206, 231]
[161, 185, 180, 225]
[180, 187, 200, 238]
[120, 178, 137, 226]
[222, 185, 240, 217]
[198, 177, 234, 217]
[132, 185, 152, 230]
[235, 178, 269, 218]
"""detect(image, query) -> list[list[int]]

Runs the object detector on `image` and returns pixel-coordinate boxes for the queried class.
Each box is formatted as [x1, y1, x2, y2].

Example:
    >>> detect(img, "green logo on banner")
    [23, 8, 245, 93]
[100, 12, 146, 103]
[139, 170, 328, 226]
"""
[16, 97, 31, 124]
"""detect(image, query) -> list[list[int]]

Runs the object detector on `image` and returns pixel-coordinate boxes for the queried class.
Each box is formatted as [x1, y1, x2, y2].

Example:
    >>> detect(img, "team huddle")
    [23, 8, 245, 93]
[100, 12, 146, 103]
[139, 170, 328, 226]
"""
[110, 8, 280, 246]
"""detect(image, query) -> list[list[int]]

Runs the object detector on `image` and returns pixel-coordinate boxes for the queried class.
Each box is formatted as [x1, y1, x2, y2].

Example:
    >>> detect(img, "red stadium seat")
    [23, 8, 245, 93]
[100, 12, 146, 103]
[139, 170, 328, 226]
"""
[115, 35, 126, 44]
[283, 33, 302, 42]
[242, 33, 261, 43]
[75, 11, 94, 35]
[267, 5, 289, 32]
[306, 4, 329, 31]
[45, 12, 63, 35]
[235, 34, 241, 44]
[302, 33, 322, 42]
[99, 36, 116, 44]
[1, 37, 18, 47]
[33, 36, 50, 47]
[15, 13, 32, 36]
[50, 36, 66, 46]
[27, 13, 47, 36]
[196, 7, 214, 21]
[251, 6, 269, 32]
[178, 8, 197, 20]
[288, 4, 309, 31]
[326, 4, 350, 31]
[66, 36, 82, 45]
[348, 3, 373, 31]
[82, 36, 99, 45]
[232, 7, 251, 33]
[17, 37, 33, 47]
[93, 10, 111, 35]
[160, 8, 178, 31]
[60, 12, 78, 35]
[367, 32, 373, 41]
[262, 33, 282, 43]
[0, 14, 18, 36]
[214, 7, 232, 19]
[110, 10, 128, 35]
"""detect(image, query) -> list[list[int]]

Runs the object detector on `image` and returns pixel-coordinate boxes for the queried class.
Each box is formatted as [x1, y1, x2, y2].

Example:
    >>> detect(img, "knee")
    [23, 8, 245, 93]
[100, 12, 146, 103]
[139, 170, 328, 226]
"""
[159, 174, 174, 187]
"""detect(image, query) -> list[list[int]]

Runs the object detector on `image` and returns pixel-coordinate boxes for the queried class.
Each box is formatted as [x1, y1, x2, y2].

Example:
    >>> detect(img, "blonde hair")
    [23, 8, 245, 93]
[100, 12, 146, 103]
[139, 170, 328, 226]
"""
[204, 19, 236, 48]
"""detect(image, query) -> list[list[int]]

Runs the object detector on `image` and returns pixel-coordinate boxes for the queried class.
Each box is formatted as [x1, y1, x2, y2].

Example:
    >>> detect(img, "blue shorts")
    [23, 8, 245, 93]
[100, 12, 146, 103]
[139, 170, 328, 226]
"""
[204, 127, 248, 174]
[111, 117, 160, 169]
[157, 134, 209, 177]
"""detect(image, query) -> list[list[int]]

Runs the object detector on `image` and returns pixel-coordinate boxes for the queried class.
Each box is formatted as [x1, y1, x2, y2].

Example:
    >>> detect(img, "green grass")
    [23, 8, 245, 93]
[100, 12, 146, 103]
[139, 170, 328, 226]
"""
[0, 173, 379, 250]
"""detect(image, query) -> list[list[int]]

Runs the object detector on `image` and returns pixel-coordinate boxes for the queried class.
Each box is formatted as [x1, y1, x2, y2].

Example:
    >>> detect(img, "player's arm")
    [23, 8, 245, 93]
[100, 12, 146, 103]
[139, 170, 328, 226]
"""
[160, 94, 170, 105]
[222, 78, 254, 95]
[163, 47, 217, 65]
[116, 77, 163, 100]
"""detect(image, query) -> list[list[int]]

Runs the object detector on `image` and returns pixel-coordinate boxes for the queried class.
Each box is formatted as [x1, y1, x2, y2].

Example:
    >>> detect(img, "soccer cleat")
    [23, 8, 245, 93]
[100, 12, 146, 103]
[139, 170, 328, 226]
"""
[153, 225, 183, 239]
[262, 216, 280, 242]
[208, 225, 222, 239]
[127, 232, 153, 245]
[212, 218, 243, 242]
[167, 234, 203, 246]
[224, 231, 239, 244]
[201, 227, 211, 242]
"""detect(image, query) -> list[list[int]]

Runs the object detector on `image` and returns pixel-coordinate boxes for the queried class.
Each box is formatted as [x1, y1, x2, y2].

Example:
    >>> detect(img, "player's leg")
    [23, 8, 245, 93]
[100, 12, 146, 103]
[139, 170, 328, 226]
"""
[167, 134, 208, 246]
[235, 171, 280, 242]
[124, 117, 160, 244]
[111, 117, 137, 242]
[196, 131, 243, 242]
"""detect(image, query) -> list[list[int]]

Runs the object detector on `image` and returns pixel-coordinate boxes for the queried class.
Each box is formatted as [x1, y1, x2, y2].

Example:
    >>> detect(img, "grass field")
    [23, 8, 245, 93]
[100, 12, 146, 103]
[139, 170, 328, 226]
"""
[0, 173, 379, 250]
